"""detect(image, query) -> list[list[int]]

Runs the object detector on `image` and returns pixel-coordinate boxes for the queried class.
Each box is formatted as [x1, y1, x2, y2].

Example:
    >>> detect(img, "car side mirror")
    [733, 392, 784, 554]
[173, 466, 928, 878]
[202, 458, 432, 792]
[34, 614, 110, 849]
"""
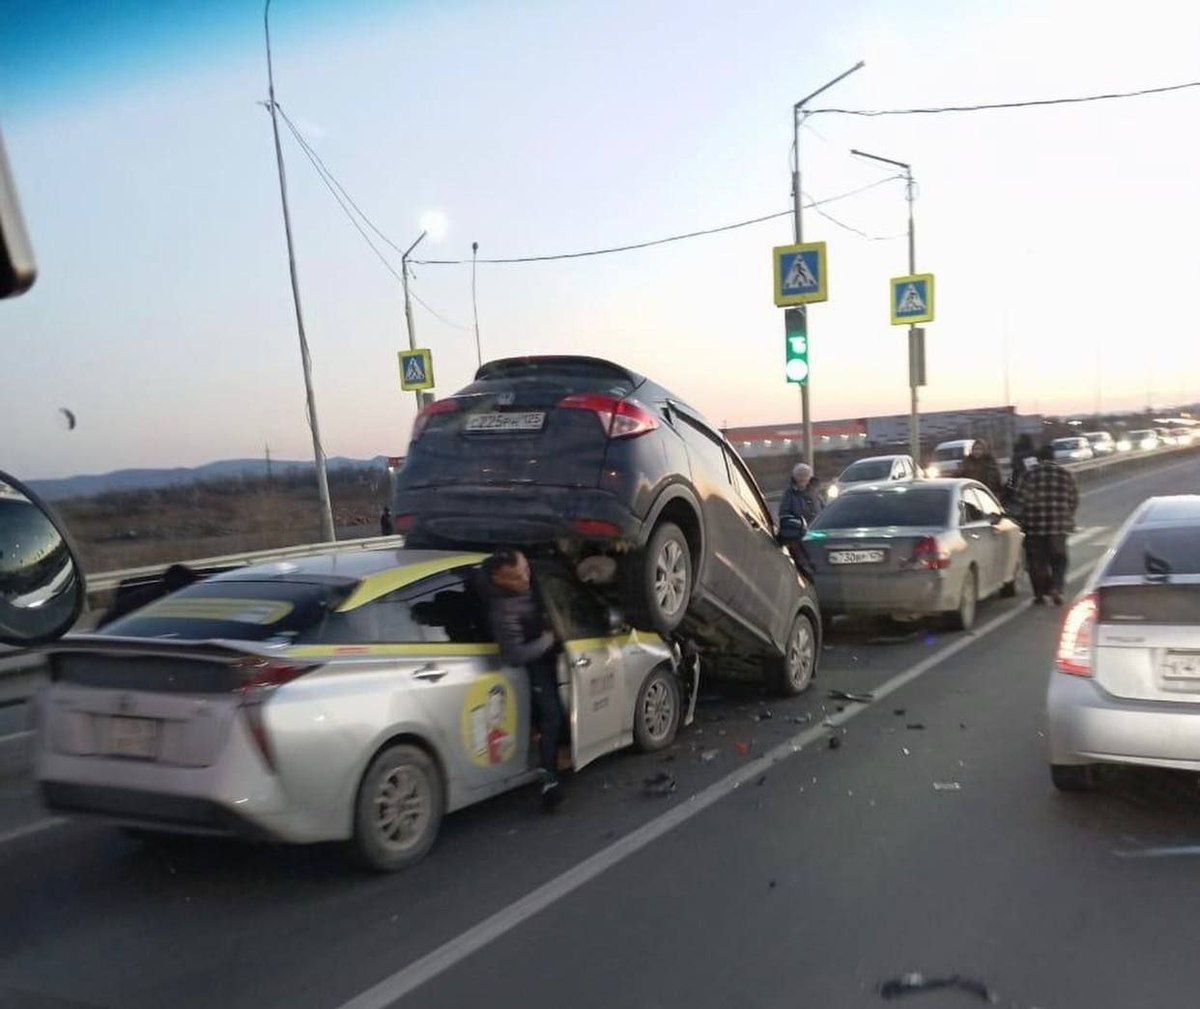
[0, 471, 86, 646]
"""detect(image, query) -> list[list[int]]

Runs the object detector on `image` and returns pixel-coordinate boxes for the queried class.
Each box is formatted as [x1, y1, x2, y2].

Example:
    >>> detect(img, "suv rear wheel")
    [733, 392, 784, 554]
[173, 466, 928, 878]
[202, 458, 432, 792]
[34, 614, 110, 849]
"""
[626, 521, 692, 635]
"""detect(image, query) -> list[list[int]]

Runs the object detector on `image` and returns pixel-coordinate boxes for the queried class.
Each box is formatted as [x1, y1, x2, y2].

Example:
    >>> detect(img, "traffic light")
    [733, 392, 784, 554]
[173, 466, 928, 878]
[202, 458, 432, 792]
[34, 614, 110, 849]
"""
[784, 307, 808, 385]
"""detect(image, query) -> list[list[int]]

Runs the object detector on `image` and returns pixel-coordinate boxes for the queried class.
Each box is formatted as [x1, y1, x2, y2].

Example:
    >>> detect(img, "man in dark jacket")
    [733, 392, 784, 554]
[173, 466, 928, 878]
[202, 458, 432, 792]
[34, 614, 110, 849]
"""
[1018, 445, 1079, 606]
[1003, 434, 1037, 510]
[961, 439, 1004, 498]
[482, 549, 565, 810]
[778, 463, 822, 579]
[380, 506, 394, 536]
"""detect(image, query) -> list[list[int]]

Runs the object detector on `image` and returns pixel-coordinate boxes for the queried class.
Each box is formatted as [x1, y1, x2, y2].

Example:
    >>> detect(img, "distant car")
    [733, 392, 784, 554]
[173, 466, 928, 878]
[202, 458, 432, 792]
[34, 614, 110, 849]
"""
[826, 454, 918, 501]
[804, 479, 1024, 631]
[1047, 495, 1200, 791]
[393, 355, 821, 694]
[924, 440, 975, 479]
[1168, 426, 1194, 446]
[1083, 431, 1116, 456]
[36, 549, 694, 870]
[1052, 437, 1094, 463]
[1128, 429, 1159, 451]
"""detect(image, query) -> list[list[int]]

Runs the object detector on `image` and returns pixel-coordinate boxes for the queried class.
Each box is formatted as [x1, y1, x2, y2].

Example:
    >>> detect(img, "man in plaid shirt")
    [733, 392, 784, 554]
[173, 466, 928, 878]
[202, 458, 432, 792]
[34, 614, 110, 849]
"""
[1018, 444, 1079, 605]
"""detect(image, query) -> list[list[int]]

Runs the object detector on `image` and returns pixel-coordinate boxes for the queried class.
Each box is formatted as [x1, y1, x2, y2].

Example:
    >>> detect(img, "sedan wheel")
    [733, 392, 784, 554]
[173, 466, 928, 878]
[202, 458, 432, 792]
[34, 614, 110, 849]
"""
[946, 569, 978, 631]
[351, 744, 443, 872]
[633, 666, 681, 752]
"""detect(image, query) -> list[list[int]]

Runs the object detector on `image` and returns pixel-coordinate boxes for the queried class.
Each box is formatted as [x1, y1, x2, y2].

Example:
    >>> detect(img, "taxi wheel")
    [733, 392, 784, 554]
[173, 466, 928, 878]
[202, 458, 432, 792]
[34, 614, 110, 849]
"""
[633, 666, 681, 752]
[767, 612, 817, 697]
[351, 743, 444, 873]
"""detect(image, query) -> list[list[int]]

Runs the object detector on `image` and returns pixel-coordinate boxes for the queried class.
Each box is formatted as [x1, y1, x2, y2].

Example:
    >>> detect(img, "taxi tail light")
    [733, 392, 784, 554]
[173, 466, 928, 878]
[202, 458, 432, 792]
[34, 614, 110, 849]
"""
[411, 398, 459, 441]
[557, 394, 659, 439]
[235, 660, 310, 773]
[908, 536, 950, 570]
[1056, 593, 1097, 677]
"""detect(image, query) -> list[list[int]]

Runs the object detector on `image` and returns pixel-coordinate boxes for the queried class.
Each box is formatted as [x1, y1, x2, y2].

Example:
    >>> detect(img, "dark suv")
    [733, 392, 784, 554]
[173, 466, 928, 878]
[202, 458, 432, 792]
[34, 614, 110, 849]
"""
[393, 356, 820, 695]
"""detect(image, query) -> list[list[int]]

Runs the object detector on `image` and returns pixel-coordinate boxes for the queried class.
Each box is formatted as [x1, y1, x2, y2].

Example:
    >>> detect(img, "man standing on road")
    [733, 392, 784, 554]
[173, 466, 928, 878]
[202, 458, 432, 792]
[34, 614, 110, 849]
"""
[779, 463, 822, 579]
[961, 439, 1004, 498]
[1019, 445, 1079, 606]
[481, 549, 566, 811]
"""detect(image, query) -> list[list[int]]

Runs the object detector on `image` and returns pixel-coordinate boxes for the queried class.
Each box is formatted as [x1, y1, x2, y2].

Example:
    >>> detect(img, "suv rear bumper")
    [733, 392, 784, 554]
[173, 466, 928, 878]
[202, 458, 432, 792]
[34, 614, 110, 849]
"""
[394, 485, 644, 547]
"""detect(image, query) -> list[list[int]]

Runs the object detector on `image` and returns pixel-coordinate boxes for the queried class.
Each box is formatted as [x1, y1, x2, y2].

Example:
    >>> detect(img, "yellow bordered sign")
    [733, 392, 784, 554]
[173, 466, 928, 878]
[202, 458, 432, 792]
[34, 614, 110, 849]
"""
[773, 242, 828, 306]
[890, 273, 935, 325]
[399, 348, 435, 391]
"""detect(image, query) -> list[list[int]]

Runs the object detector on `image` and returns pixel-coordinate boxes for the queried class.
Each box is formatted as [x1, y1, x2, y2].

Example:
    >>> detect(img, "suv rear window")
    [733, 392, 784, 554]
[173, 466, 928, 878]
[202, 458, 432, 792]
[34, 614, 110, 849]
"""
[468, 358, 638, 397]
[841, 460, 893, 481]
[811, 488, 952, 530]
[99, 580, 352, 641]
[1106, 527, 1200, 577]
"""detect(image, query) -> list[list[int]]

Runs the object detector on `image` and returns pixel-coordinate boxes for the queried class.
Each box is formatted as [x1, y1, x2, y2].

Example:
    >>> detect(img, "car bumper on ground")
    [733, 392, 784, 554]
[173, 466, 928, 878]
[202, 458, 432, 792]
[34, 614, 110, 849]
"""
[1047, 672, 1200, 771]
[395, 485, 644, 547]
[812, 568, 957, 617]
[36, 718, 346, 843]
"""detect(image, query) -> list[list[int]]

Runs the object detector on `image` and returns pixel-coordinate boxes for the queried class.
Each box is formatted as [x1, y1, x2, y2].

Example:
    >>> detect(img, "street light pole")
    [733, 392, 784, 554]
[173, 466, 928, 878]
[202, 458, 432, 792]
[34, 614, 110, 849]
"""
[851, 148, 920, 464]
[263, 0, 335, 542]
[793, 61, 865, 467]
[401, 231, 428, 413]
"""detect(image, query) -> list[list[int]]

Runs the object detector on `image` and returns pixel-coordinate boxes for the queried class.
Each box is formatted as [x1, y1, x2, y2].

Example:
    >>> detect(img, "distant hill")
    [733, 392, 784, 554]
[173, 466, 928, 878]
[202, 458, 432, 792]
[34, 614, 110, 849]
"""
[29, 456, 388, 501]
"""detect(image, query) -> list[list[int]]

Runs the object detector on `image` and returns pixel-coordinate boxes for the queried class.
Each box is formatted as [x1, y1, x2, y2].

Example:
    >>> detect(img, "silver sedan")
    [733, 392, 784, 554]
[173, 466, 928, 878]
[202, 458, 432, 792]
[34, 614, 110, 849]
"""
[1047, 495, 1200, 790]
[804, 479, 1024, 630]
[35, 548, 688, 870]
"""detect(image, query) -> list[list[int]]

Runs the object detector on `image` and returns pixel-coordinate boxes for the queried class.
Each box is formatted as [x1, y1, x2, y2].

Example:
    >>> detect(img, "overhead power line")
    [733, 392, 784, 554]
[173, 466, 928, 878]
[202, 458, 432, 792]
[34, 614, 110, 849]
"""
[809, 79, 1200, 117]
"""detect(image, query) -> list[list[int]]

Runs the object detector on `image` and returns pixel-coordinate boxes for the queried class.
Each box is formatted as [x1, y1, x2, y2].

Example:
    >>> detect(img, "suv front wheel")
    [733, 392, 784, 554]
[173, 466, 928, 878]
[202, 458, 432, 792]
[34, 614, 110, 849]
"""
[627, 521, 692, 635]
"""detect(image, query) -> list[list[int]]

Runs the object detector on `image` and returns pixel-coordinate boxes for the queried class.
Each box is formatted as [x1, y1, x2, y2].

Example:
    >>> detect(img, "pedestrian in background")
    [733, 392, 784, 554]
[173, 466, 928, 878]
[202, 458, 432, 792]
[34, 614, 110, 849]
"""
[1018, 444, 1079, 605]
[1004, 434, 1037, 510]
[961, 439, 1004, 498]
[779, 463, 822, 530]
[380, 506, 394, 536]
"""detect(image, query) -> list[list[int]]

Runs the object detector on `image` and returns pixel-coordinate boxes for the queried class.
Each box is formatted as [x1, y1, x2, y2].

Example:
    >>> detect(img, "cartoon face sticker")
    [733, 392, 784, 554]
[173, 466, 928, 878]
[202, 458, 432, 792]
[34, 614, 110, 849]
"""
[460, 674, 517, 767]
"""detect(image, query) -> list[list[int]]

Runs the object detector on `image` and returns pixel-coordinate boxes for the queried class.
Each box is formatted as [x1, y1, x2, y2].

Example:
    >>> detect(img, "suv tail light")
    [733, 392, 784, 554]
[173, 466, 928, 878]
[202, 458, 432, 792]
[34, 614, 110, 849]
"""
[235, 659, 310, 772]
[1056, 593, 1097, 677]
[908, 536, 950, 570]
[411, 398, 459, 441]
[558, 394, 659, 439]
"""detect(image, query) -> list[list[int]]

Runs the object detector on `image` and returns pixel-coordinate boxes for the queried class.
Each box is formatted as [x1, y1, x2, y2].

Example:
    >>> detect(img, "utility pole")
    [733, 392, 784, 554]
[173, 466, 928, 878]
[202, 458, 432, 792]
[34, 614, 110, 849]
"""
[792, 62, 865, 467]
[471, 241, 483, 370]
[401, 231, 433, 413]
[265, 444, 273, 487]
[263, 0, 335, 541]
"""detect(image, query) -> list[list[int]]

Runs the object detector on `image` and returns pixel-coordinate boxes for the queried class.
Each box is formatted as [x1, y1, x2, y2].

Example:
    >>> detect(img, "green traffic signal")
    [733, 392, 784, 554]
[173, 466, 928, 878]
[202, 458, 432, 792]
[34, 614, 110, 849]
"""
[784, 307, 808, 385]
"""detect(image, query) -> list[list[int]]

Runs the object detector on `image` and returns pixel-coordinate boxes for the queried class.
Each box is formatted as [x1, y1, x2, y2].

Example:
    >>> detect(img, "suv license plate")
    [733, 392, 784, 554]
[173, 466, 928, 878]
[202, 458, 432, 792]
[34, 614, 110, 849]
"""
[108, 716, 160, 759]
[828, 549, 886, 565]
[464, 411, 546, 433]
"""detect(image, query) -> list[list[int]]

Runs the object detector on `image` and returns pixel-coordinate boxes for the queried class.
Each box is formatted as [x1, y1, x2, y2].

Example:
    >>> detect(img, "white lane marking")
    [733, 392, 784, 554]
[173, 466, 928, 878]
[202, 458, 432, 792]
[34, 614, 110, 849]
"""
[334, 542, 1111, 1009]
[0, 730, 32, 745]
[0, 817, 66, 847]
[1115, 845, 1200, 860]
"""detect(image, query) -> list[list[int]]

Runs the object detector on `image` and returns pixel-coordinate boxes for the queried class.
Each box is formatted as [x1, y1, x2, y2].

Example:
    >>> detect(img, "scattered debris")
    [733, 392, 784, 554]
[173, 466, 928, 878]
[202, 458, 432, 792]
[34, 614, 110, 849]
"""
[906, 723, 926, 731]
[642, 771, 677, 797]
[735, 741, 752, 757]
[828, 736, 843, 750]
[878, 972, 996, 1003]
[902, 747, 911, 756]
[893, 708, 907, 717]
[704, 713, 726, 724]
[933, 781, 962, 792]
[789, 713, 812, 725]
[699, 748, 720, 763]
[768, 879, 778, 890]
[829, 689, 875, 703]
[755, 709, 774, 722]
[755, 774, 767, 787]
[835, 705, 845, 713]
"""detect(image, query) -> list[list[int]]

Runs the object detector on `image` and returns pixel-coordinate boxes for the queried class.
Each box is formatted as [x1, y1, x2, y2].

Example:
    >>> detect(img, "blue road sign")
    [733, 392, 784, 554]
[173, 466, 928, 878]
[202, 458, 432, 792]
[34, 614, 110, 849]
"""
[773, 242, 828, 306]
[890, 273, 935, 324]
[398, 348, 435, 391]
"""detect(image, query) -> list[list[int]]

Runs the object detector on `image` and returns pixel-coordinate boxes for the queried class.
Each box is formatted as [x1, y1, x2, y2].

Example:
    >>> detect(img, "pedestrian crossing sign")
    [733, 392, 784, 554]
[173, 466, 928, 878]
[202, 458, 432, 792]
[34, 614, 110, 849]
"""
[773, 242, 828, 306]
[890, 273, 935, 324]
[398, 348, 435, 391]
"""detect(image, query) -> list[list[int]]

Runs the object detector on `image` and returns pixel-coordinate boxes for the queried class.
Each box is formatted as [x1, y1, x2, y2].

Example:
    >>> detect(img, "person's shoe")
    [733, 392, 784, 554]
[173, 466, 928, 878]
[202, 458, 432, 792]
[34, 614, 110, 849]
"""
[1051, 593, 1064, 606]
[1032, 595, 1045, 606]
[541, 782, 565, 812]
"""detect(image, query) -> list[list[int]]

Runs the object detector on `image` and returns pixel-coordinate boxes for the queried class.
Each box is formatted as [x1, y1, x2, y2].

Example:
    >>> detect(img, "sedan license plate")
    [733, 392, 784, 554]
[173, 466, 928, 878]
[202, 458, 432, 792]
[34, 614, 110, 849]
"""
[107, 716, 160, 759]
[464, 411, 546, 433]
[828, 549, 886, 566]
[1162, 651, 1200, 682]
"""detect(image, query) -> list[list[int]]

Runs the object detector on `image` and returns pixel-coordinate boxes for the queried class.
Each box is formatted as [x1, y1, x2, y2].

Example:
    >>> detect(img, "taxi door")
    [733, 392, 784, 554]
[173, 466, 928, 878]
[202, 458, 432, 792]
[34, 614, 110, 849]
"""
[535, 567, 626, 770]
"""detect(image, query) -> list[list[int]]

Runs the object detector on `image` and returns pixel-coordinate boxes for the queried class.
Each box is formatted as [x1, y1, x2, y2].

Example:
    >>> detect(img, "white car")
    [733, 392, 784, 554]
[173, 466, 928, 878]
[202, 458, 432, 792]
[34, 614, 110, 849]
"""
[1084, 431, 1116, 456]
[826, 454, 918, 501]
[925, 440, 975, 479]
[1127, 429, 1160, 451]
[1051, 436, 1093, 463]
[1048, 495, 1200, 790]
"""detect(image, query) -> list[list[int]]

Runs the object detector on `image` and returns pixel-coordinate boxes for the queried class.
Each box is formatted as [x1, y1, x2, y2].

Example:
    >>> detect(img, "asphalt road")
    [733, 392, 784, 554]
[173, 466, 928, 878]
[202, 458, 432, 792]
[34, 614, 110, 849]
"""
[2, 455, 1199, 1009]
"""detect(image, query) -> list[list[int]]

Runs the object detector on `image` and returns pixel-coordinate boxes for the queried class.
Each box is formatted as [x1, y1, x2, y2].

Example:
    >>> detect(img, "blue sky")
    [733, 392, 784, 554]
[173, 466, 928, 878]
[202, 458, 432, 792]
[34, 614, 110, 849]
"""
[2, 0, 1198, 478]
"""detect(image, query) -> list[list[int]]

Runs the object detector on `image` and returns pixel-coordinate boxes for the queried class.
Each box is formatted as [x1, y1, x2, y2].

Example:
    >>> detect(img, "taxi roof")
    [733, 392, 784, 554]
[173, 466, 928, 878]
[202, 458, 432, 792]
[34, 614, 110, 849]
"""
[212, 547, 486, 583]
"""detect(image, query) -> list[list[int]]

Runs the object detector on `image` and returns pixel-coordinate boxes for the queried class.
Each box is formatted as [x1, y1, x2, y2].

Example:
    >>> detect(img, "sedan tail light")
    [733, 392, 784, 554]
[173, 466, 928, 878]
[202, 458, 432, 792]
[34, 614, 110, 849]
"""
[235, 659, 310, 773]
[1056, 593, 1097, 677]
[411, 398, 459, 441]
[907, 536, 950, 570]
[558, 394, 659, 439]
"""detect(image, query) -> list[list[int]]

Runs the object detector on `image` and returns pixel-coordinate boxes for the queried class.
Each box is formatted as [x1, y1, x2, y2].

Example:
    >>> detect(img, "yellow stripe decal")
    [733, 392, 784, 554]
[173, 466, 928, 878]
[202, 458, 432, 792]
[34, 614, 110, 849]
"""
[131, 598, 294, 624]
[565, 630, 662, 652]
[337, 554, 489, 612]
[286, 642, 499, 659]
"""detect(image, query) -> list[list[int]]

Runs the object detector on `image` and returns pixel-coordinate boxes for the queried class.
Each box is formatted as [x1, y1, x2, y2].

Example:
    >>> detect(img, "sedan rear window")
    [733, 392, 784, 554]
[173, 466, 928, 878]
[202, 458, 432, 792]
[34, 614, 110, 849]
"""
[840, 460, 893, 482]
[810, 488, 952, 530]
[99, 580, 351, 642]
[1105, 527, 1200, 577]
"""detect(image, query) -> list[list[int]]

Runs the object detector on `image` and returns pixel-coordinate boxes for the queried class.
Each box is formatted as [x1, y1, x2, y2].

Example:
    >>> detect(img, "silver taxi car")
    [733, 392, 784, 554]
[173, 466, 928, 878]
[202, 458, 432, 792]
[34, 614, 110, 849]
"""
[35, 549, 688, 870]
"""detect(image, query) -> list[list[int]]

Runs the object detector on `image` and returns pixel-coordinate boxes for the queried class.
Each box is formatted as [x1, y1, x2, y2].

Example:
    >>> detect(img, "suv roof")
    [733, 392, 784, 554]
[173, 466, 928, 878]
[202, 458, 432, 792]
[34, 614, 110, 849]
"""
[474, 356, 644, 386]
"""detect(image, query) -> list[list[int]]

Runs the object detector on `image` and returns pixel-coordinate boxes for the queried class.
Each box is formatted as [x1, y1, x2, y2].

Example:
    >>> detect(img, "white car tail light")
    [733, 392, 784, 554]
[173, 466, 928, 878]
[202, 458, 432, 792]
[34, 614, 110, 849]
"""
[1056, 593, 1097, 676]
[235, 659, 310, 772]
